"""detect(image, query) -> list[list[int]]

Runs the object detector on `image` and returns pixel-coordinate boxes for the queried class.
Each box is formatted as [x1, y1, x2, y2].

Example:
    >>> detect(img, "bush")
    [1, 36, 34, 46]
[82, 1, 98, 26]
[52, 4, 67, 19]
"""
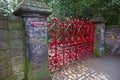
[94, 44, 101, 57]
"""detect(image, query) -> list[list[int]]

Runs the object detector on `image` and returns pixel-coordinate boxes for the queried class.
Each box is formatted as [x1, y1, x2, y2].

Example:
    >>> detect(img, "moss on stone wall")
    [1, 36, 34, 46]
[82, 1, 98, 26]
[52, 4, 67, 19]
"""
[9, 22, 23, 29]
[0, 20, 8, 29]
[0, 15, 25, 80]
[104, 43, 112, 53]
[94, 44, 101, 57]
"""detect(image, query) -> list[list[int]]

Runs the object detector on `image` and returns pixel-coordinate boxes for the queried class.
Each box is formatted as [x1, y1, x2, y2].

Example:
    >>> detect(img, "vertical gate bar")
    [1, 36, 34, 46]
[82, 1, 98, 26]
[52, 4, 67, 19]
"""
[48, 17, 96, 72]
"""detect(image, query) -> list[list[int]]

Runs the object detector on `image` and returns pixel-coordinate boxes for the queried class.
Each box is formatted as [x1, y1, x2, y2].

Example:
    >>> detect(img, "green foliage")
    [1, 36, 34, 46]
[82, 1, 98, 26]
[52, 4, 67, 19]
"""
[0, 0, 22, 15]
[94, 44, 101, 57]
[48, 0, 78, 19]
[0, 0, 10, 14]
[47, 0, 120, 25]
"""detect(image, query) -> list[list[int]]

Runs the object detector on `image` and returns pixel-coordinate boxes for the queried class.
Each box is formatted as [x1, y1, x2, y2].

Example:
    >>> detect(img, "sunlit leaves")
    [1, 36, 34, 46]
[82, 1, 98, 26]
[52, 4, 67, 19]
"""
[0, 0, 22, 15]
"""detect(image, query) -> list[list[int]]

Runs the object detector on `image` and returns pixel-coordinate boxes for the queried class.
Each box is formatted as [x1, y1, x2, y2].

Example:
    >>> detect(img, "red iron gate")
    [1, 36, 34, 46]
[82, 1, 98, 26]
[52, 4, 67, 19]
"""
[48, 17, 95, 72]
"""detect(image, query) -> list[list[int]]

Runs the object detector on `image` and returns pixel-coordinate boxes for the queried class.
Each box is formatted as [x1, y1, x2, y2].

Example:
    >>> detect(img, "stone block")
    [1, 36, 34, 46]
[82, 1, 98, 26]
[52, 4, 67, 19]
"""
[9, 30, 25, 39]
[0, 67, 12, 79]
[0, 30, 9, 40]
[0, 20, 8, 29]
[5, 75, 15, 80]
[12, 63, 24, 73]
[14, 72, 24, 80]
[0, 69, 7, 79]
[9, 22, 23, 30]
[0, 50, 10, 60]
[0, 41, 9, 50]
[11, 57, 24, 65]
[10, 39, 24, 49]
[11, 49, 24, 57]
[0, 58, 11, 70]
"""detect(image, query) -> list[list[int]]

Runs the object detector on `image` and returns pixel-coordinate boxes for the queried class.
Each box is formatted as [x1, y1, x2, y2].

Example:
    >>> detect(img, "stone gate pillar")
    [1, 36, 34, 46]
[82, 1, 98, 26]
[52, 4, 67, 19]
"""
[13, 0, 51, 80]
[92, 14, 105, 56]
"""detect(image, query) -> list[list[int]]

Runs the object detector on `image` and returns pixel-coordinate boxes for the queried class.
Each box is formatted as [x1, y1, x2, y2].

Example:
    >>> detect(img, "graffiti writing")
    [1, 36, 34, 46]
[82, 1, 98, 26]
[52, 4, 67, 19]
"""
[111, 34, 120, 54]
[105, 28, 120, 54]
[24, 16, 48, 69]
[29, 21, 45, 27]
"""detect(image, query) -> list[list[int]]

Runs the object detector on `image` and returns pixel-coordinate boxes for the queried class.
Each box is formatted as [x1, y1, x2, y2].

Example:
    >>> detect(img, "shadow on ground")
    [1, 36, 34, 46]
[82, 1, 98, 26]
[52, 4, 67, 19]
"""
[52, 54, 120, 80]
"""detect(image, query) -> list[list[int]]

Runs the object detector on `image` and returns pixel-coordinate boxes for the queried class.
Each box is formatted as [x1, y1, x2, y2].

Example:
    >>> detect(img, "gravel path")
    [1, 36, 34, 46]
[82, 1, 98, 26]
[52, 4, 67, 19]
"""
[52, 54, 120, 80]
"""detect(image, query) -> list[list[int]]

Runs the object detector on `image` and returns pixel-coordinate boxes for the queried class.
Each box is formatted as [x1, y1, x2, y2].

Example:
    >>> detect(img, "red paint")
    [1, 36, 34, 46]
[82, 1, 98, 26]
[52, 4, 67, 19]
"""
[30, 21, 45, 27]
[48, 17, 96, 72]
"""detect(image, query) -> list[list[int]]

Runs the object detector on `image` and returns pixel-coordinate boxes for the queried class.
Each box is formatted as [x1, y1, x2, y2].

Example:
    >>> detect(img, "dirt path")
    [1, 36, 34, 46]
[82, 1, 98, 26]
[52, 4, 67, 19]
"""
[52, 54, 120, 80]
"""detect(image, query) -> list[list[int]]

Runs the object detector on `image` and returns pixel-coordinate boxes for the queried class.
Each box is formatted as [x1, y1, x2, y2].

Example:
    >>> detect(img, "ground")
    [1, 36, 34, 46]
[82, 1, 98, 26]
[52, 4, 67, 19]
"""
[52, 54, 120, 80]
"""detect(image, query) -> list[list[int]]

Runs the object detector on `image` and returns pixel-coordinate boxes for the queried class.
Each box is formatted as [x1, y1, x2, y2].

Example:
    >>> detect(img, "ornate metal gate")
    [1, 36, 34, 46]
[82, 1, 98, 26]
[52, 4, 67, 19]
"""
[48, 17, 95, 72]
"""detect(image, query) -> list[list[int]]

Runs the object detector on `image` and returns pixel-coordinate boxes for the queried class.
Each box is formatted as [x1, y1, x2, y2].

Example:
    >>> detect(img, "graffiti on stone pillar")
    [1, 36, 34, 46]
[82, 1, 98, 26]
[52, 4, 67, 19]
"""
[105, 27, 120, 54]
[111, 33, 120, 54]
[24, 15, 48, 69]
[99, 25, 105, 52]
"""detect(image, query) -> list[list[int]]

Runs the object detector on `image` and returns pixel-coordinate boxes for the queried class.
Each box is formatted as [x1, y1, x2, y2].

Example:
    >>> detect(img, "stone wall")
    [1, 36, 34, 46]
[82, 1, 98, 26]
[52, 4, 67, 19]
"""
[0, 14, 25, 80]
[105, 25, 120, 54]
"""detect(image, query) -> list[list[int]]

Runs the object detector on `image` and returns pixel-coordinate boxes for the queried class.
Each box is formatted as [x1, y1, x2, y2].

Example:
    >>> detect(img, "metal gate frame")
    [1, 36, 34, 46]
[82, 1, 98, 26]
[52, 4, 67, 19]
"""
[48, 17, 95, 72]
